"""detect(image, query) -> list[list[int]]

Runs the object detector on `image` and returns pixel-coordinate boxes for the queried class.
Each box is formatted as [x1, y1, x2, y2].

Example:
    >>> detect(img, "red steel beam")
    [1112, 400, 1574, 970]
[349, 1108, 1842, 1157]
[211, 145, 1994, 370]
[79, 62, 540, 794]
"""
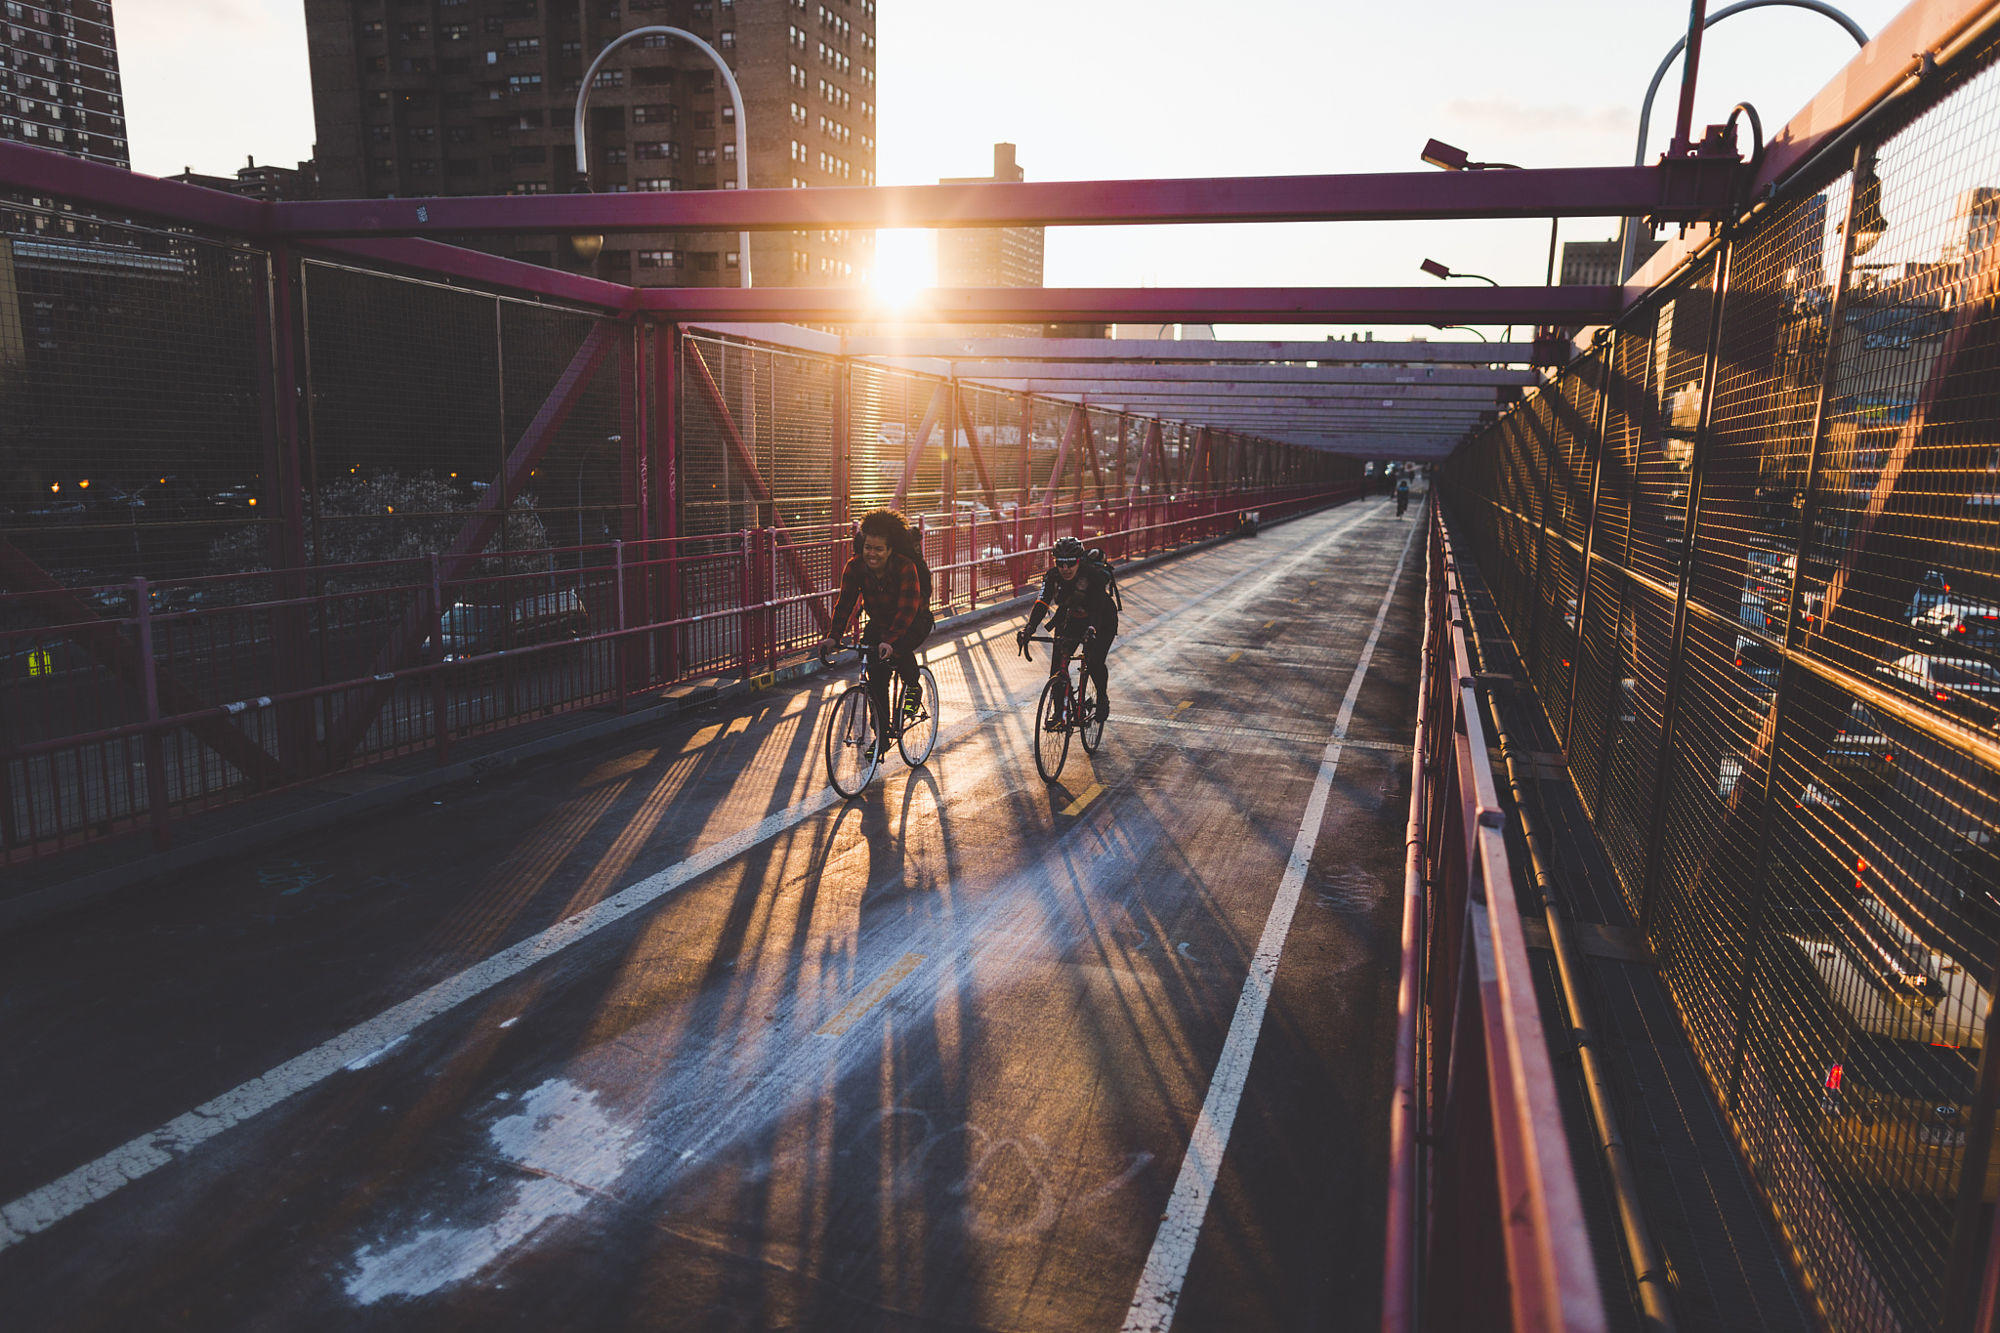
[628, 285, 1618, 326]
[0, 538, 282, 784]
[954, 394, 1004, 515]
[323, 321, 620, 769]
[682, 343, 836, 636]
[1130, 420, 1162, 500]
[1032, 405, 1086, 549]
[267, 164, 1741, 236]
[306, 237, 634, 312]
[888, 382, 951, 511]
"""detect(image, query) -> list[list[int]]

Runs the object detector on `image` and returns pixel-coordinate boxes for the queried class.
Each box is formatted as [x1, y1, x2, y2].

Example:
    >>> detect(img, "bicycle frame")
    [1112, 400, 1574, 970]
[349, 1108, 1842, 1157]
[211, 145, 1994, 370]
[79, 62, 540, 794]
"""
[1026, 634, 1088, 717]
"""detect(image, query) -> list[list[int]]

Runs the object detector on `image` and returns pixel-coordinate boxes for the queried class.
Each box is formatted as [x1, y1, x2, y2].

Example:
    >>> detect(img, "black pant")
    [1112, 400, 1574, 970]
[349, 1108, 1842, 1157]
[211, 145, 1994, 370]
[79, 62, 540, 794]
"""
[1052, 620, 1114, 710]
[865, 610, 934, 734]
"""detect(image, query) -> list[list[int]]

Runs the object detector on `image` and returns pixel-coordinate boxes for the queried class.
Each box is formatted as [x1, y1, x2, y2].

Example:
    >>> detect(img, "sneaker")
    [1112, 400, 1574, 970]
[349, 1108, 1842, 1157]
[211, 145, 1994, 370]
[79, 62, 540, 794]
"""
[1094, 696, 1109, 723]
[902, 689, 923, 722]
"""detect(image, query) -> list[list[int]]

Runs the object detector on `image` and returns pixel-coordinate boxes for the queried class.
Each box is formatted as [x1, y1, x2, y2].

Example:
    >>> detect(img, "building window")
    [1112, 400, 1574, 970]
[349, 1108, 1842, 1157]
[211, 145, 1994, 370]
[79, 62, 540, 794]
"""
[632, 103, 671, 124]
[695, 146, 715, 166]
[634, 177, 674, 191]
[443, 24, 468, 40]
[726, 251, 739, 269]
[360, 19, 383, 37]
[509, 180, 550, 194]
[604, 147, 625, 164]
[507, 73, 541, 94]
[593, 68, 623, 87]
[505, 37, 540, 58]
[638, 249, 678, 268]
[721, 142, 735, 161]
[718, 30, 734, 50]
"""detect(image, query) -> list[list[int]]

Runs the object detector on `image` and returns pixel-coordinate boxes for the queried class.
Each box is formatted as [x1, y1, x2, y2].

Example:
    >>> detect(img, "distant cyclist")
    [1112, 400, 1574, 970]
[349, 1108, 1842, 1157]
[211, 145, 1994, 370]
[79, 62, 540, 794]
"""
[1395, 475, 1411, 518]
[823, 508, 933, 751]
[1017, 536, 1119, 721]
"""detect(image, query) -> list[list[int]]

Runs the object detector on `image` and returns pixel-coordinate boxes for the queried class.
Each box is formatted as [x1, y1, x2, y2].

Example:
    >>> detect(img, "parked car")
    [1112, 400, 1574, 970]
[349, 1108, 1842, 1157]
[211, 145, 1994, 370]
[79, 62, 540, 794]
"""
[1879, 654, 2000, 721]
[1907, 569, 1957, 623]
[1914, 601, 2000, 657]
[1824, 701, 1897, 783]
[431, 588, 590, 661]
[1734, 636, 1783, 689]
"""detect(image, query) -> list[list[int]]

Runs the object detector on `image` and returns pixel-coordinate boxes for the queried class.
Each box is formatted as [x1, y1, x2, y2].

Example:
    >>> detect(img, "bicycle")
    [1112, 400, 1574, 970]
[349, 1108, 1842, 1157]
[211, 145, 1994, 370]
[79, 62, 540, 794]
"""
[819, 637, 940, 798]
[1024, 633, 1105, 783]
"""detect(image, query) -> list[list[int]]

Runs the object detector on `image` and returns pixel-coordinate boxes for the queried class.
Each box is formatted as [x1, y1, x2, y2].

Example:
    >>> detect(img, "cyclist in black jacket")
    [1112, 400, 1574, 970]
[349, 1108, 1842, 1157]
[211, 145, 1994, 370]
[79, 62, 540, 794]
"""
[1016, 535, 1119, 721]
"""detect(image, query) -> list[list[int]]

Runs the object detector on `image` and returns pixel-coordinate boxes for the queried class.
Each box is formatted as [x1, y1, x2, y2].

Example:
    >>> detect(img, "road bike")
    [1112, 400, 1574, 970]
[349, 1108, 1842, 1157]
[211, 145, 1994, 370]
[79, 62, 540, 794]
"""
[1024, 633, 1105, 782]
[819, 638, 940, 798]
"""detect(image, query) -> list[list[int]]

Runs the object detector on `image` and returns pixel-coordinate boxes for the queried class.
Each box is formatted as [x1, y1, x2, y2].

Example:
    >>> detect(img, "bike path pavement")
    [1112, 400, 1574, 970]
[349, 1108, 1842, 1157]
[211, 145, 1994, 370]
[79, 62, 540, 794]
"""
[0, 497, 1423, 1332]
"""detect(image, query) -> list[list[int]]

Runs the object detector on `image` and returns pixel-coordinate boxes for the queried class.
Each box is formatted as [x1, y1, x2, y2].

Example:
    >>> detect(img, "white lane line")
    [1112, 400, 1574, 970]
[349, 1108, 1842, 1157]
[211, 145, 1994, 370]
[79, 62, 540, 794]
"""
[0, 502, 1385, 1256]
[1122, 511, 1420, 1333]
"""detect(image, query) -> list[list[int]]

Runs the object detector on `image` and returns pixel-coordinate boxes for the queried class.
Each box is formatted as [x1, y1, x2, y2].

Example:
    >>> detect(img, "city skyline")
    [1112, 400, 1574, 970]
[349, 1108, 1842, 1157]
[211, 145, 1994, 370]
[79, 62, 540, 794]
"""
[111, 0, 1912, 335]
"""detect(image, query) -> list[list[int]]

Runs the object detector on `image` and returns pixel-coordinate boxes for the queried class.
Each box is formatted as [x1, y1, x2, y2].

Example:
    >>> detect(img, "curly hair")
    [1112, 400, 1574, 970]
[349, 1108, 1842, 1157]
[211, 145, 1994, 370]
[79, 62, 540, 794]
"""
[856, 507, 912, 550]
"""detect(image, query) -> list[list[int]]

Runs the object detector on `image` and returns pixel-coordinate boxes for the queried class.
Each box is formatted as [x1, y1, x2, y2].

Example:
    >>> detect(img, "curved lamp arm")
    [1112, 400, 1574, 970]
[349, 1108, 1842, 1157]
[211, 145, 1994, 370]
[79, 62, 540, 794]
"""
[1619, 0, 1868, 281]
[576, 26, 751, 288]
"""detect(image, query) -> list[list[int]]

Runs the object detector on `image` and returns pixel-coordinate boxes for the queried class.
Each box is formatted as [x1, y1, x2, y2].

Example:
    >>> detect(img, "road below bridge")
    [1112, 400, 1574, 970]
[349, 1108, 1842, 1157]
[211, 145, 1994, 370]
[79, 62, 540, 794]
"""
[0, 498, 1424, 1332]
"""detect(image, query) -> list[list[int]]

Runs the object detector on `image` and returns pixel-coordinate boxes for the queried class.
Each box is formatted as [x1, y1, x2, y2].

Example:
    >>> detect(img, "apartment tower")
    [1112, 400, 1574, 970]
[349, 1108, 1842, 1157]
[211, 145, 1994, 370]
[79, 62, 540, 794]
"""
[0, 0, 127, 167]
[304, 0, 876, 286]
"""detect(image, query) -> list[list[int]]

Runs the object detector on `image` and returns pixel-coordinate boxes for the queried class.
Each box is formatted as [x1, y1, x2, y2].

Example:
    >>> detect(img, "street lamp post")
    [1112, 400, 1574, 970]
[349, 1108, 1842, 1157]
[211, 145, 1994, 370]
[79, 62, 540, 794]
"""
[1418, 138, 1550, 343]
[574, 27, 752, 288]
[1420, 259, 1510, 342]
[1617, 0, 1869, 280]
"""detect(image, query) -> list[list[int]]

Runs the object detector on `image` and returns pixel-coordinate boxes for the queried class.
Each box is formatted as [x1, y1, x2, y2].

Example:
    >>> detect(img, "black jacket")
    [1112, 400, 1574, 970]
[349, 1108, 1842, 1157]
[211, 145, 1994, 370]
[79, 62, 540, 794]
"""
[1026, 561, 1119, 638]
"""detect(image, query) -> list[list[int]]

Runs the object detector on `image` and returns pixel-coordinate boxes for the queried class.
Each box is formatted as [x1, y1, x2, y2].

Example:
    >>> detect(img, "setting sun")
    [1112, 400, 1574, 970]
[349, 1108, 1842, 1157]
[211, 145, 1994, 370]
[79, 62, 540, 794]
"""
[871, 228, 935, 307]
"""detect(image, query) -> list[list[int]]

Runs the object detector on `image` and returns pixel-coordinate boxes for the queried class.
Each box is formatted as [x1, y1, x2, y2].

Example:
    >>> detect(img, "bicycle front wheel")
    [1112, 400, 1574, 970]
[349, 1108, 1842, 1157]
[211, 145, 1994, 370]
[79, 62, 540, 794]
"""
[1078, 674, 1106, 753]
[898, 666, 940, 767]
[1034, 676, 1071, 782]
[825, 685, 881, 798]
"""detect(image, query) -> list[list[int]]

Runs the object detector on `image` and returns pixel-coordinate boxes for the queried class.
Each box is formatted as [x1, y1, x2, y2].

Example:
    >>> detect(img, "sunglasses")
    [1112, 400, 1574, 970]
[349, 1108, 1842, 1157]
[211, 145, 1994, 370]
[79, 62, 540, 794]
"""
[1055, 558, 1079, 568]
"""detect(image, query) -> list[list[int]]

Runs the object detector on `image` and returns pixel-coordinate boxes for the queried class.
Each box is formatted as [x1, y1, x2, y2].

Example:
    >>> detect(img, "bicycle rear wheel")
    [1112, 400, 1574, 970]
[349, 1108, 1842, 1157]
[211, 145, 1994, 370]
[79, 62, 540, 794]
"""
[898, 665, 940, 766]
[1034, 676, 1071, 782]
[1078, 675, 1106, 753]
[825, 685, 881, 798]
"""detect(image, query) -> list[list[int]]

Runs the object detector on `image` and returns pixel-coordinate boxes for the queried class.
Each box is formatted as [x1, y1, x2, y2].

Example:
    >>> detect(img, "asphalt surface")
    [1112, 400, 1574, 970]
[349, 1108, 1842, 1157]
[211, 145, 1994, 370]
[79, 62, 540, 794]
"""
[0, 498, 1425, 1332]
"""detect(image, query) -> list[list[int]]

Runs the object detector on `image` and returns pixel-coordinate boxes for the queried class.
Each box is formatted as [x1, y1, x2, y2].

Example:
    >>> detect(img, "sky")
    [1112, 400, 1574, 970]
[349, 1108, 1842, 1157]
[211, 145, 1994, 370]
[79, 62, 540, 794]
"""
[114, 0, 1914, 337]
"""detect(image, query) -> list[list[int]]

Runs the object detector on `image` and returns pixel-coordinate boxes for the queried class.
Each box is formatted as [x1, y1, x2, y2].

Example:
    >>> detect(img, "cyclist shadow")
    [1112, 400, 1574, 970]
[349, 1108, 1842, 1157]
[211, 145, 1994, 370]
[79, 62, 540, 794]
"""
[792, 760, 953, 931]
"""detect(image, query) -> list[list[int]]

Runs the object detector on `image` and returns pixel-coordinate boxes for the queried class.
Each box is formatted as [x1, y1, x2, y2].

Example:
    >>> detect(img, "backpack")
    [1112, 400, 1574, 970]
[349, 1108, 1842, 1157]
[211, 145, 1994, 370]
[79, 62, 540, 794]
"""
[852, 527, 933, 603]
[1086, 547, 1122, 614]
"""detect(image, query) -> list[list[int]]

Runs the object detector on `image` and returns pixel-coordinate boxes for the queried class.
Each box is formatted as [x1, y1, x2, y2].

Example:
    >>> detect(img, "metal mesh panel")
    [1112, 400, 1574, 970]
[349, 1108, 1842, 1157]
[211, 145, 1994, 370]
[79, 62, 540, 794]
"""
[1443, 32, 2000, 1332]
[0, 203, 266, 584]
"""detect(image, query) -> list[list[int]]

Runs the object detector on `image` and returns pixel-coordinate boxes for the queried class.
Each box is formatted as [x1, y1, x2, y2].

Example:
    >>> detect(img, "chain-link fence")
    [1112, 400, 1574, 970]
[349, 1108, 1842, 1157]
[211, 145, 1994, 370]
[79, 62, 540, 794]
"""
[1444, 32, 2000, 1333]
[0, 197, 1357, 866]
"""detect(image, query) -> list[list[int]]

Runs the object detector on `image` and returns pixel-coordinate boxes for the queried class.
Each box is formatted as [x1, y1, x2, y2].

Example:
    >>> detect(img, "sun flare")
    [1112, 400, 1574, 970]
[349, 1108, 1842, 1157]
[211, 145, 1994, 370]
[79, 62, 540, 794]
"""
[871, 229, 935, 307]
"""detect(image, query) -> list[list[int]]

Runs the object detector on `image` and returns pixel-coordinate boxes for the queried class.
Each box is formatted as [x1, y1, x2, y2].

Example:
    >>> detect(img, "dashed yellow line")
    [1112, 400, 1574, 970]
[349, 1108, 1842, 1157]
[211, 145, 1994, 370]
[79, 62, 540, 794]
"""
[1262, 619, 1276, 629]
[1060, 782, 1104, 816]
[816, 952, 926, 1036]
[1226, 650, 1242, 664]
[1175, 700, 1194, 712]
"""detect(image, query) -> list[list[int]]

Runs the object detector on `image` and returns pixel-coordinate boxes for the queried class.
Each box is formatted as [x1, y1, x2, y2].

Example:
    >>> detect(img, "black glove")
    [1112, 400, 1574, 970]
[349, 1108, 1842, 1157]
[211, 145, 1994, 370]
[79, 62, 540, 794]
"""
[1016, 628, 1031, 657]
[1084, 625, 1098, 642]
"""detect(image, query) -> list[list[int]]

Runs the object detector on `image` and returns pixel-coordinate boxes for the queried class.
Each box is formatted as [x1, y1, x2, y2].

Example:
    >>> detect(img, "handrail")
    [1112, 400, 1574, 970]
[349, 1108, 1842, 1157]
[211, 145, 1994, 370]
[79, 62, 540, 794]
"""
[1382, 501, 1607, 1331]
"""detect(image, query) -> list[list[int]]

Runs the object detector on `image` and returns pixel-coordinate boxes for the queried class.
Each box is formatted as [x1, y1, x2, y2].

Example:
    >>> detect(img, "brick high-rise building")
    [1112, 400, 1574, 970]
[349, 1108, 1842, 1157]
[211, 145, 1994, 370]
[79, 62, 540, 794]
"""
[0, 0, 128, 168]
[304, 0, 876, 287]
[937, 142, 1040, 289]
[936, 143, 1044, 336]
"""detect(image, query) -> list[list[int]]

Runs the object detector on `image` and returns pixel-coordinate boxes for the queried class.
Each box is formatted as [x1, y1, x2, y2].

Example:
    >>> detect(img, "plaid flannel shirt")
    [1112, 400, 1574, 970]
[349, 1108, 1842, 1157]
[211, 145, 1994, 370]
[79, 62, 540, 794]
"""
[832, 553, 923, 644]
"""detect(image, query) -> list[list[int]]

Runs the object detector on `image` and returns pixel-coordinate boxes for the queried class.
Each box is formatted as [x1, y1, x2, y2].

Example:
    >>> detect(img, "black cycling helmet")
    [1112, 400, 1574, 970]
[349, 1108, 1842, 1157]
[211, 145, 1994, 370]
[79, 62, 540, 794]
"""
[1052, 536, 1085, 563]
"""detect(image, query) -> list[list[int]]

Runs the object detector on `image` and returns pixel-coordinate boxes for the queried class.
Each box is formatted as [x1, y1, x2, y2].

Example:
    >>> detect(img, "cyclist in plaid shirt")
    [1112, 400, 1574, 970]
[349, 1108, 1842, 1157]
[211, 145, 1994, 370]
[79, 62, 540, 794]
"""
[823, 508, 934, 749]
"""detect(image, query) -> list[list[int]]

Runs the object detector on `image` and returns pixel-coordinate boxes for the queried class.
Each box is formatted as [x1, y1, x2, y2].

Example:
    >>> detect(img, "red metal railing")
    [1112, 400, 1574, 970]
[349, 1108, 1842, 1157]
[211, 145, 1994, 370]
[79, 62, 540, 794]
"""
[1382, 503, 1606, 1332]
[1, 485, 1357, 866]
